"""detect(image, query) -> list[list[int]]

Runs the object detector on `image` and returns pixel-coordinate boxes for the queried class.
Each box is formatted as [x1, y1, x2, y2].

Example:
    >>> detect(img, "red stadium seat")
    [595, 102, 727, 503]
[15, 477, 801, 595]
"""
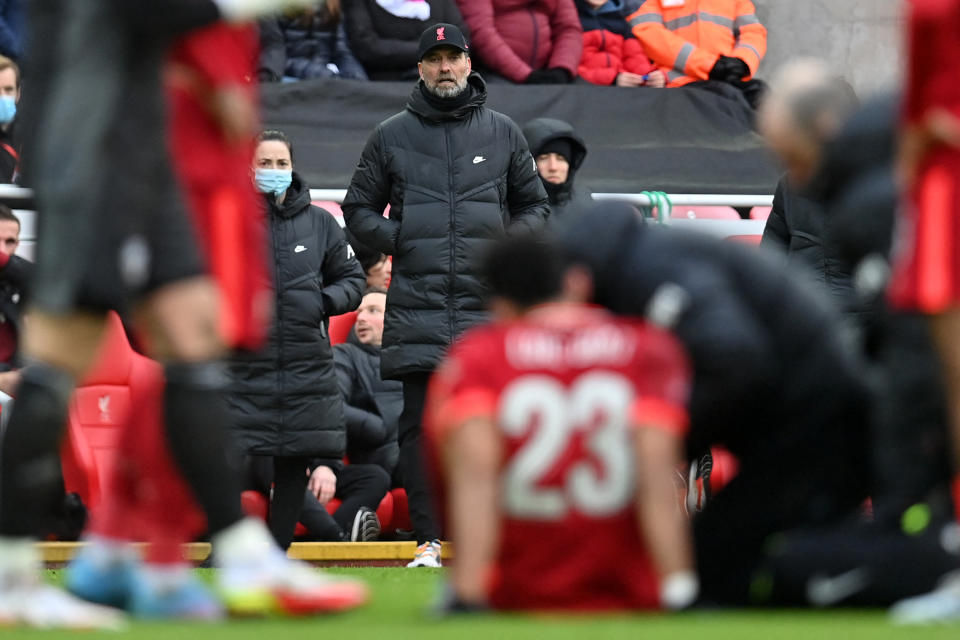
[708, 447, 739, 493]
[312, 200, 344, 219]
[388, 488, 411, 533]
[673, 206, 740, 220]
[61, 313, 138, 512]
[328, 311, 358, 345]
[725, 234, 762, 245]
[750, 206, 772, 221]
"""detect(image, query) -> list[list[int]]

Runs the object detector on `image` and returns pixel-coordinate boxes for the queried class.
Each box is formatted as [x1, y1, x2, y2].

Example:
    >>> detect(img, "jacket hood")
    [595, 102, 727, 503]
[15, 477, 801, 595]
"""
[268, 171, 312, 218]
[561, 201, 646, 305]
[406, 72, 487, 122]
[522, 117, 588, 172]
[523, 117, 588, 205]
[575, 0, 624, 14]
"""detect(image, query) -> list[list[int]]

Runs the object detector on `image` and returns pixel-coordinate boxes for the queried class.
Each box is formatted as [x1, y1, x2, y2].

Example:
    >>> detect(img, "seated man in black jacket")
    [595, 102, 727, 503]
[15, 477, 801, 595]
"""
[334, 287, 401, 482]
[0, 204, 29, 413]
[0, 206, 29, 372]
[291, 290, 396, 542]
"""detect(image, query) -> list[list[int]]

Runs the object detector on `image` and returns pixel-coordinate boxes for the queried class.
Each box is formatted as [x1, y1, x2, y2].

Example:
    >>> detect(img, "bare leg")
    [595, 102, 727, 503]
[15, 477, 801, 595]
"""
[135, 276, 244, 535]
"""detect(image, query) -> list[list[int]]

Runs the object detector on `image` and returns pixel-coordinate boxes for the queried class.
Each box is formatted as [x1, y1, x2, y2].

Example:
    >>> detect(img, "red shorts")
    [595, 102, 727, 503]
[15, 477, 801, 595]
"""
[889, 150, 960, 313]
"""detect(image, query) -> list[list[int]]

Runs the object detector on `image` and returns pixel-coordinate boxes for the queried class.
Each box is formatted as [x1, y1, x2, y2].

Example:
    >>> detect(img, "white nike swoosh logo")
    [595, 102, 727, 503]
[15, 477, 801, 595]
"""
[294, 245, 307, 253]
[473, 156, 486, 164]
[806, 568, 869, 606]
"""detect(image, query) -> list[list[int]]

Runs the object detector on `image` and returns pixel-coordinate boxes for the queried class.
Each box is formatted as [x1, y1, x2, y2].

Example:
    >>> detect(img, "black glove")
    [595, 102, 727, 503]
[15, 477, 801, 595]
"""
[525, 68, 573, 85]
[709, 55, 749, 83]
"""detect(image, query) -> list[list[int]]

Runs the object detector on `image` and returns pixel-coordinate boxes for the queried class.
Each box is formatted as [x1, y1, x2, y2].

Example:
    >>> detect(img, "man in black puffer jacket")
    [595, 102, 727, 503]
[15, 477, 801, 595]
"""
[342, 23, 549, 567]
[231, 130, 366, 550]
[522, 117, 594, 235]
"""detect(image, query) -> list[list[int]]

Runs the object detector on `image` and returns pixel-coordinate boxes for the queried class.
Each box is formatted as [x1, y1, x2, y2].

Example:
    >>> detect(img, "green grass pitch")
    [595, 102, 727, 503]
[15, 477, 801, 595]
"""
[3, 568, 955, 639]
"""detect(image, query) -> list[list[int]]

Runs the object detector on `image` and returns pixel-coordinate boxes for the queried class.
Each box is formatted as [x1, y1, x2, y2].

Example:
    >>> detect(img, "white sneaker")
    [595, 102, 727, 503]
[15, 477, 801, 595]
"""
[891, 571, 960, 625]
[214, 518, 368, 616]
[407, 540, 442, 568]
[0, 581, 126, 630]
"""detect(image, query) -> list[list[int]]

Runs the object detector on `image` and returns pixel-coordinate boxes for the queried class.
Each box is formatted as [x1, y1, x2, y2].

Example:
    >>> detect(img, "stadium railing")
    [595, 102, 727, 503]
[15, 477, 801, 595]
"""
[309, 188, 773, 239]
[0, 185, 775, 263]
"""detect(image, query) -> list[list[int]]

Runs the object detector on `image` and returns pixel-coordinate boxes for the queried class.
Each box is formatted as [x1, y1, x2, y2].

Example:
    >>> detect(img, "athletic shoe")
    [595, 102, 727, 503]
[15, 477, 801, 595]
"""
[685, 452, 713, 514]
[0, 581, 126, 630]
[890, 572, 960, 624]
[214, 519, 368, 617]
[407, 540, 441, 568]
[350, 507, 381, 542]
[219, 555, 369, 617]
[65, 545, 137, 610]
[129, 571, 224, 621]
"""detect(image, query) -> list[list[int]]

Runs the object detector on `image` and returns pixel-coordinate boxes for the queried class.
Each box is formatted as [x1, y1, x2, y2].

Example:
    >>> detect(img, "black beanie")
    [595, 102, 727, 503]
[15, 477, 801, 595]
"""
[537, 138, 574, 163]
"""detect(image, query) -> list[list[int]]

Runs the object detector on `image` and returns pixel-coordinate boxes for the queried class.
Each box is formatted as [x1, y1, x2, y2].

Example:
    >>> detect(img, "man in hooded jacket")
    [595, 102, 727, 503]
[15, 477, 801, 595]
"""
[342, 22, 549, 567]
[523, 117, 593, 234]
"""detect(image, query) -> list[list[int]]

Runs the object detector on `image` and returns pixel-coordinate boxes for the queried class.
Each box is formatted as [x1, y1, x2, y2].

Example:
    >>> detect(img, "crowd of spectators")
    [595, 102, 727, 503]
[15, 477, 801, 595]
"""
[257, 0, 766, 93]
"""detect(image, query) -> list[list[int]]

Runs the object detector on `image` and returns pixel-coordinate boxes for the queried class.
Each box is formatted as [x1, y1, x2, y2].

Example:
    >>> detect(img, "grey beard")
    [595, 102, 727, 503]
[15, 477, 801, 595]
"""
[427, 77, 468, 99]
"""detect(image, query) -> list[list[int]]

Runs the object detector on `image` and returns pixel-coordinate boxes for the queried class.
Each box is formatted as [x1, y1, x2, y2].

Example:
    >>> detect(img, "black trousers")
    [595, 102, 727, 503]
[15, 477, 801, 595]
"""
[693, 394, 870, 604]
[298, 464, 391, 541]
[871, 313, 954, 525]
[759, 521, 960, 607]
[242, 454, 311, 550]
[397, 372, 440, 544]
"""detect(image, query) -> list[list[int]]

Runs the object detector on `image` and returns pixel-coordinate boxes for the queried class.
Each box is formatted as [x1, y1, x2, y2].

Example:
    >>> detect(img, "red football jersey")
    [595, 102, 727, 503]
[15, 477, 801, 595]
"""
[427, 304, 691, 611]
[889, 0, 960, 312]
[903, 0, 960, 126]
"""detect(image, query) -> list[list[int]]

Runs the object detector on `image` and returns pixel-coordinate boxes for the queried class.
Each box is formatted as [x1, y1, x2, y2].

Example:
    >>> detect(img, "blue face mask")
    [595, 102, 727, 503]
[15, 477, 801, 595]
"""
[0, 96, 16, 125]
[254, 169, 292, 196]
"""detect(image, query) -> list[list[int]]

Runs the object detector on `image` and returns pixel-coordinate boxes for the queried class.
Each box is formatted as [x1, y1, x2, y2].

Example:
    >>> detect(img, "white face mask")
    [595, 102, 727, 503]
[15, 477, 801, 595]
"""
[0, 96, 16, 124]
[254, 169, 292, 196]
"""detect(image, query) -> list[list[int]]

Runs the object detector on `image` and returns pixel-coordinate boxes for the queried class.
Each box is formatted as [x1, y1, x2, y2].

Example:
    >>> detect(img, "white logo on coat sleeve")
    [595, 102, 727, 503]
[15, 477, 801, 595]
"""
[294, 245, 307, 253]
[473, 156, 486, 164]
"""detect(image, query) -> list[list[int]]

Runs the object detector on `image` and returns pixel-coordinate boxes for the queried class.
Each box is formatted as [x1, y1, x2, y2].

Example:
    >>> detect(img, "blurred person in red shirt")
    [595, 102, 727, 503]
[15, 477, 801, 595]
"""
[885, 0, 960, 623]
[428, 237, 697, 613]
[889, 0, 960, 467]
[49, 12, 366, 625]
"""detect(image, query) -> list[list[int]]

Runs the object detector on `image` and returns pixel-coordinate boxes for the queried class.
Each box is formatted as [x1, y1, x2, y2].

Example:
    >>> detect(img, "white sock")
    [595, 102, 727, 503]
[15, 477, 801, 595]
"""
[211, 518, 278, 569]
[139, 564, 191, 592]
[0, 537, 40, 586]
[78, 535, 139, 569]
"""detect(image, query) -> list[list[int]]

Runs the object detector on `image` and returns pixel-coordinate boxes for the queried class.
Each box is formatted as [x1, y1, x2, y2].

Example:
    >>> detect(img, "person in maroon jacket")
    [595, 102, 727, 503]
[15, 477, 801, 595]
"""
[455, 0, 582, 84]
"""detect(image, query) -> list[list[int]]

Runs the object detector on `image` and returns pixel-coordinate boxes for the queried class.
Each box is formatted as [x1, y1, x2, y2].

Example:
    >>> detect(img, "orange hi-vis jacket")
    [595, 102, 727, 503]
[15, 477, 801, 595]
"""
[624, 0, 766, 87]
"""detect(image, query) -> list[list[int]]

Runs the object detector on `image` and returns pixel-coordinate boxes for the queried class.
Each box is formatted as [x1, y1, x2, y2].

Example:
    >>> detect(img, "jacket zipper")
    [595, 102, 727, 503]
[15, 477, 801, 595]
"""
[272, 205, 287, 432]
[528, 8, 539, 67]
[602, 30, 610, 68]
[445, 124, 456, 344]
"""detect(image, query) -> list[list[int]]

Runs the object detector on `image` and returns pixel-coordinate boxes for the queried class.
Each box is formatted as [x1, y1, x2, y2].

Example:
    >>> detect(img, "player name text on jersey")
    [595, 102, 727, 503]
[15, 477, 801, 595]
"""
[505, 326, 637, 370]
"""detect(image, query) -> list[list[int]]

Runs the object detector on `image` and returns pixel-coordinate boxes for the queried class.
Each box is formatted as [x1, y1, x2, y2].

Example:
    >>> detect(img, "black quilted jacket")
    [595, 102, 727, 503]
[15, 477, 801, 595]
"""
[228, 174, 365, 457]
[342, 73, 549, 378]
